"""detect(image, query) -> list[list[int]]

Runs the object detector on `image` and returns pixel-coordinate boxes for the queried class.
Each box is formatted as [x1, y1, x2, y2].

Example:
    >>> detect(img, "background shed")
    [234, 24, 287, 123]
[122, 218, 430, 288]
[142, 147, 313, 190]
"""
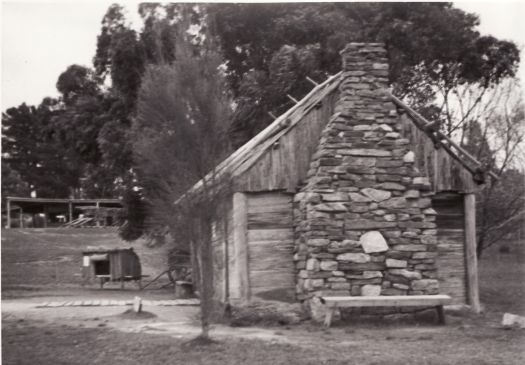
[82, 248, 141, 288]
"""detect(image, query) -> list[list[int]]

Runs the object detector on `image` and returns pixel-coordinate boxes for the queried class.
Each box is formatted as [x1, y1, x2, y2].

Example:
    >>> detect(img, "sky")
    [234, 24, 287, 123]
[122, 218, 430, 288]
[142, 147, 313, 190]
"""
[1, 1, 525, 110]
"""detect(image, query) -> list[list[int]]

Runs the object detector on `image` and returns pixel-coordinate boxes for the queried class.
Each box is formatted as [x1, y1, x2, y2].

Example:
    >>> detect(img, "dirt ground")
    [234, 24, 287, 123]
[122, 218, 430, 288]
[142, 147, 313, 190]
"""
[2, 230, 525, 364]
[3, 300, 524, 365]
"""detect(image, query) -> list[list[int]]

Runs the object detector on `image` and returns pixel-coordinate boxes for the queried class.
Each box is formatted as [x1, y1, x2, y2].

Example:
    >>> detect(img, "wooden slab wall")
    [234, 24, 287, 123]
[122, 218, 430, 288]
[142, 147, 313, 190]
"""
[399, 114, 477, 193]
[433, 192, 467, 304]
[236, 91, 339, 193]
[246, 192, 295, 301]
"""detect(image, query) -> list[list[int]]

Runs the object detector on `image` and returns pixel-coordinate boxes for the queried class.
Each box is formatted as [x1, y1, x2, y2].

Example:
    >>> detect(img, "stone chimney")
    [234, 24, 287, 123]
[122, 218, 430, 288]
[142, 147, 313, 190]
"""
[294, 43, 439, 304]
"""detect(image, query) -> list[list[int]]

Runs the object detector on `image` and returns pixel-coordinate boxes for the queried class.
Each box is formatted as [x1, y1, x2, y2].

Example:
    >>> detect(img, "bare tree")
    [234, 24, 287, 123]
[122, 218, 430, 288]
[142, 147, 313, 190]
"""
[435, 78, 525, 256]
[404, 68, 525, 256]
[132, 23, 232, 339]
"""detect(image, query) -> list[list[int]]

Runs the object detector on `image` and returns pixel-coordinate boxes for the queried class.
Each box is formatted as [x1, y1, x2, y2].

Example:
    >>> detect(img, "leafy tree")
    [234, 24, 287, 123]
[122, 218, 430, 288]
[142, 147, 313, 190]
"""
[53, 65, 130, 197]
[208, 2, 520, 146]
[2, 99, 81, 198]
[119, 188, 148, 241]
[1, 162, 31, 208]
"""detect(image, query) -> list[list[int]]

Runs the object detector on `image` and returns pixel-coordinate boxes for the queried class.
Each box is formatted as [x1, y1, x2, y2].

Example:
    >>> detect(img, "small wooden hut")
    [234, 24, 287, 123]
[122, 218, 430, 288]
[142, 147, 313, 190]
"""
[82, 248, 142, 288]
[187, 43, 489, 313]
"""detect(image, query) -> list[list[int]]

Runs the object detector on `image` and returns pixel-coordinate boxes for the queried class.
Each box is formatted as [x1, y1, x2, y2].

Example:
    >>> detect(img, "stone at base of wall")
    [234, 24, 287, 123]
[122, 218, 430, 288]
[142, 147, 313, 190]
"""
[308, 296, 341, 323]
[229, 299, 306, 326]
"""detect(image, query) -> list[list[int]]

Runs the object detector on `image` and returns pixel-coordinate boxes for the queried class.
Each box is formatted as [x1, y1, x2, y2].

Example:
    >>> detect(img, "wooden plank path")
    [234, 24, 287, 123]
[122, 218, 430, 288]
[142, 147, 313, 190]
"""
[36, 298, 199, 308]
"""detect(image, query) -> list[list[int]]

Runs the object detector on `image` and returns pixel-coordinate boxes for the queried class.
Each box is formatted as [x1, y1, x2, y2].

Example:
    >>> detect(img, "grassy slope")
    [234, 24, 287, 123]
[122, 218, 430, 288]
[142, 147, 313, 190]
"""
[1, 228, 170, 290]
[478, 240, 525, 315]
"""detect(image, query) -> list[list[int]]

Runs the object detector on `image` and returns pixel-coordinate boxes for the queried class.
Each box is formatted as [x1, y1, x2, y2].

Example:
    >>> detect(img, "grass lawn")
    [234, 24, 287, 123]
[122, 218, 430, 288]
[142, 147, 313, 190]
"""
[1, 228, 170, 291]
[478, 240, 525, 315]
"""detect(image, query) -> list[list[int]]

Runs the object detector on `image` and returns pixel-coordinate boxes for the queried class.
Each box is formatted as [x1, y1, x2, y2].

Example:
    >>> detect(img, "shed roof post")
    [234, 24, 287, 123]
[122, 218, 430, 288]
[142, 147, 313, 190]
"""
[96, 201, 100, 227]
[464, 193, 481, 313]
[6, 198, 11, 229]
[68, 201, 73, 222]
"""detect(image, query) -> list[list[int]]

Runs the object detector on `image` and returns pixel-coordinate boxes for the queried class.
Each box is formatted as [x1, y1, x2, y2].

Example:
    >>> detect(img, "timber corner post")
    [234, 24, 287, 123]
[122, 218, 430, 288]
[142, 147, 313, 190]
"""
[464, 193, 481, 313]
[233, 192, 250, 303]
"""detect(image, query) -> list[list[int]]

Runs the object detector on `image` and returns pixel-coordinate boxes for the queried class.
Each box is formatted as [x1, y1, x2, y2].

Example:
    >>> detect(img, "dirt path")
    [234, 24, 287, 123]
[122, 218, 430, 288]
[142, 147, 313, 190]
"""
[3, 297, 525, 365]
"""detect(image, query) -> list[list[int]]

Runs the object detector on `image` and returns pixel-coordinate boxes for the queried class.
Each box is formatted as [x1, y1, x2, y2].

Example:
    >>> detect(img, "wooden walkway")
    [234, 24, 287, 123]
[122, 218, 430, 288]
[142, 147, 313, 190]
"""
[36, 299, 199, 308]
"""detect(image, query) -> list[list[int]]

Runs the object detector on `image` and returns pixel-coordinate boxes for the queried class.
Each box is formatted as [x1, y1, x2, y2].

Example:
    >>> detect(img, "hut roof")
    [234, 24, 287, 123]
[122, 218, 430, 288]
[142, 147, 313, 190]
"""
[180, 72, 342, 200]
[183, 73, 491, 199]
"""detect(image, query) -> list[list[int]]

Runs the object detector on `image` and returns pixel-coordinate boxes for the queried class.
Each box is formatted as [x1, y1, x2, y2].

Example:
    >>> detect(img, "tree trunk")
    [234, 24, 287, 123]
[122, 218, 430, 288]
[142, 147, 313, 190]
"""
[196, 215, 214, 339]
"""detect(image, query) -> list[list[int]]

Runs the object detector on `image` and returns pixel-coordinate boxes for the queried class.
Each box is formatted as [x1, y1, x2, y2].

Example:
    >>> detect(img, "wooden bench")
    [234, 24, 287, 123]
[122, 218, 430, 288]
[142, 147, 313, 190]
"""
[321, 294, 452, 327]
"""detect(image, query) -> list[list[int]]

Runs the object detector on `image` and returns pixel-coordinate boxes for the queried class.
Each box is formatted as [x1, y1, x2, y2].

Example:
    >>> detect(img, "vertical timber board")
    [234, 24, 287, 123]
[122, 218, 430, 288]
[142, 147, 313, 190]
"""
[211, 218, 225, 301]
[236, 90, 339, 193]
[433, 192, 468, 305]
[464, 193, 481, 313]
[247, 192, 295, 302]
[232, 192, 250, 302]
[6, 198, 11, 228]
[211, 205, 233, 303]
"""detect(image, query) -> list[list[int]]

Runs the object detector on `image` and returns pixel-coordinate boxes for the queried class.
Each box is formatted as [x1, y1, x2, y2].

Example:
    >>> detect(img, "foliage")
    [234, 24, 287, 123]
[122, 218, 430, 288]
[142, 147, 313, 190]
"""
[1, 99, 82, 198]
[3, 2, 519, 201]
[119, 188, 148, 242]
[1, 163, 31, 209]
[133, 21, 232, 337]
[208, 2, 520, 146]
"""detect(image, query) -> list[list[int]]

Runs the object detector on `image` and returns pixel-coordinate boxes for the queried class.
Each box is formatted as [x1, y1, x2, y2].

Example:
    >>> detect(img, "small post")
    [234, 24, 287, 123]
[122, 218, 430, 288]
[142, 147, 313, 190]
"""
[6, 198, 11, 229]
[133, 296, 142, 313]
[464, 193, 481, 313]
[68, 201, 73, 222]
[19, 207, 24, 228]
[324, 305, 336, 327]
[96, 201, 100, 227]
[436, 305, 446, 325]
[43, 205, 48, 228]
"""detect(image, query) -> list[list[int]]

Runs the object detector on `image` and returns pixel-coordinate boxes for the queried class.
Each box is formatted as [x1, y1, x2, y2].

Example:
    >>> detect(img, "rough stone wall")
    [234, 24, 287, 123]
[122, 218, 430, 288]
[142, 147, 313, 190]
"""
[293, 43, 439, 303]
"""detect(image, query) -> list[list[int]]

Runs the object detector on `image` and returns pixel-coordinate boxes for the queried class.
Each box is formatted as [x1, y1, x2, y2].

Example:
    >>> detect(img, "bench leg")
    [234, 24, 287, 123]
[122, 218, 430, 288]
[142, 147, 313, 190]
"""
[436, 305, 445, 325]
[324, 306, 336, 327]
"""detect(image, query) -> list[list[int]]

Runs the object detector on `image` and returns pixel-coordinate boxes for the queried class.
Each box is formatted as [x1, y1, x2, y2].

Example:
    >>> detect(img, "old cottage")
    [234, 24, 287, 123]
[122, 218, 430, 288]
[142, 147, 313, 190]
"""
[195, 43, 486, 313]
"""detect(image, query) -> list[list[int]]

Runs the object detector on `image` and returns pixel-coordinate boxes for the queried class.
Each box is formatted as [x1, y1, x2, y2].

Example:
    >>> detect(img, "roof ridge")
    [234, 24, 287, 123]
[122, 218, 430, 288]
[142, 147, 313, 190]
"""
[178, 72, 343, 202]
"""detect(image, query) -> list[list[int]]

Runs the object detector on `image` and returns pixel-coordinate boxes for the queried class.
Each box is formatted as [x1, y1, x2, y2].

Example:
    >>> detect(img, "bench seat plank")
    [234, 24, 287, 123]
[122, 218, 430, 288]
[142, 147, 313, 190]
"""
[321, 295, 452, 327]
[322, 295, 451, 308]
